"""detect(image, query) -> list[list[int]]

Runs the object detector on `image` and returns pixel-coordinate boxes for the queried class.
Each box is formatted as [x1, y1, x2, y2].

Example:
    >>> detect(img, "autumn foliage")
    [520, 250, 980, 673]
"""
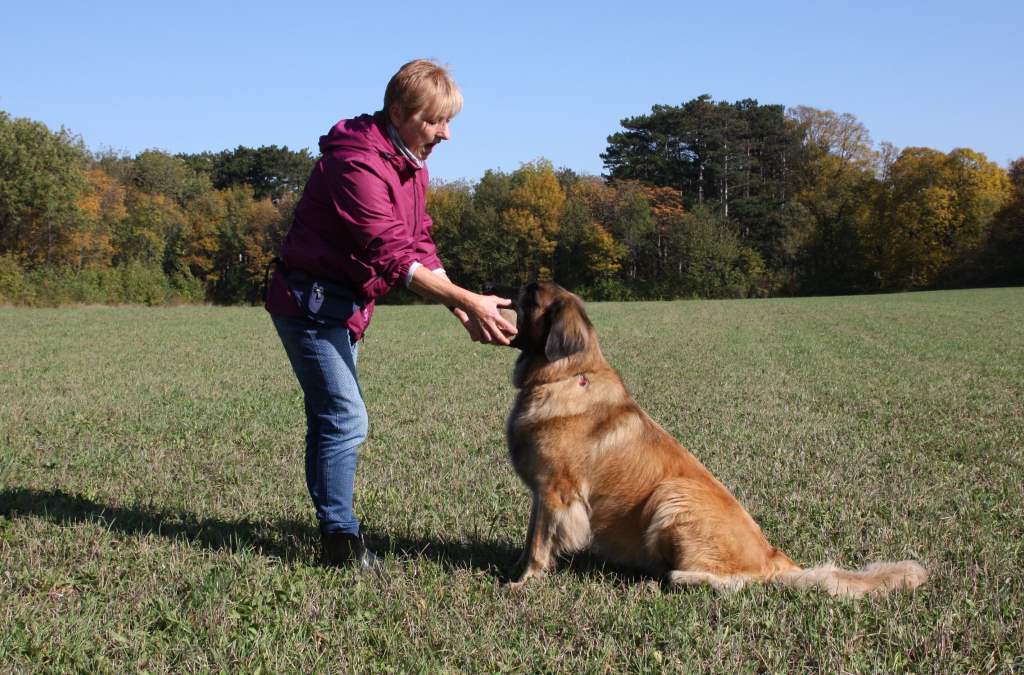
[0, 102, 1020, 306]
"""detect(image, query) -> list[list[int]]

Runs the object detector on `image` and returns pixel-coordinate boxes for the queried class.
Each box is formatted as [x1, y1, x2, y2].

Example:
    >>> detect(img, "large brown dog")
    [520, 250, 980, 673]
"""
[505, 282, 927, 597]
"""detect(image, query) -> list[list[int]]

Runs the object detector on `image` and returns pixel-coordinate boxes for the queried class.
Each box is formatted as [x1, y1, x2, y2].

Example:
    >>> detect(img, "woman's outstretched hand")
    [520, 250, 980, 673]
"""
[454, 293, 517, 345]
[406, 266, 517, 345]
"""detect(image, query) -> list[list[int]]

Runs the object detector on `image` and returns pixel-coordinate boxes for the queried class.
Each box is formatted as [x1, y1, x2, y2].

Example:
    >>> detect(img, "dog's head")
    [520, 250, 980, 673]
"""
[512, 281, 593, 362]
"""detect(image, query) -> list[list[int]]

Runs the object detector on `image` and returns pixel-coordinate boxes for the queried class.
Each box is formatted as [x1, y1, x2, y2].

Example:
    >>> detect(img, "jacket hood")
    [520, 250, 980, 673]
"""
[318, 112, 419, 173]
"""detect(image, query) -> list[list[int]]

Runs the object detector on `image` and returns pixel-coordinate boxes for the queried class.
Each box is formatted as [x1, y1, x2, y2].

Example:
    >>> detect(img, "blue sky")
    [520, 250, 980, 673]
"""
[2, 1, 1022, 183]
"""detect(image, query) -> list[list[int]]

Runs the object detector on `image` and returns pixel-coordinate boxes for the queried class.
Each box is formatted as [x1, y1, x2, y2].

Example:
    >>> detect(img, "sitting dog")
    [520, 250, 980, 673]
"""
[504, 281, 926, 597]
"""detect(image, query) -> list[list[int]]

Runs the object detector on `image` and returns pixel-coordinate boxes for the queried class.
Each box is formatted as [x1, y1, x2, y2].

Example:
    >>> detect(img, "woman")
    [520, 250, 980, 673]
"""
[265, 60, 516, 569]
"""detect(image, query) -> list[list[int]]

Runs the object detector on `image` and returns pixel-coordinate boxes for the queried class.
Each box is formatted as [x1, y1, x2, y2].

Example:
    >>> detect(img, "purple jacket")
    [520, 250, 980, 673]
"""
[265, 112, 443, 341]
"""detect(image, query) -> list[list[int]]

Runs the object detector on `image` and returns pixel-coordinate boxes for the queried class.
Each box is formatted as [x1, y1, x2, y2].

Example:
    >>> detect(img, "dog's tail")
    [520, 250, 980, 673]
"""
[773, 560, 927, 598]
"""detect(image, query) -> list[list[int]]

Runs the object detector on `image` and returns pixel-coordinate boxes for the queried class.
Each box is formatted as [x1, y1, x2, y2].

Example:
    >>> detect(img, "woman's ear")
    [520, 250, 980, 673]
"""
[387, 103, 404, 126]
[544, 298, 588, 362]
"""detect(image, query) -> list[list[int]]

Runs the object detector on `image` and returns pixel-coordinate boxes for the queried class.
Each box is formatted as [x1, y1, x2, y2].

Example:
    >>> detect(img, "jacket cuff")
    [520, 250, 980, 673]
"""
[403, 262, 448, 287]
[404, 261, 422, 287]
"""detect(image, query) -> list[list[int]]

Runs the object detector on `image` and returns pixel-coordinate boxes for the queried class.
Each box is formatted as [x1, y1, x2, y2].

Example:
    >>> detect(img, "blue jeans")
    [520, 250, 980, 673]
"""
[272, 315, 368, 535]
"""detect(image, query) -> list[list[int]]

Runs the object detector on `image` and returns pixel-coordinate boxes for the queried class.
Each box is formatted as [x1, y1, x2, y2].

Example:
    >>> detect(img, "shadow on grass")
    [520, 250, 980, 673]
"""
[0, 486, 314, 563]
[384, 532, 661, 585]
[1, 487, 659, 585]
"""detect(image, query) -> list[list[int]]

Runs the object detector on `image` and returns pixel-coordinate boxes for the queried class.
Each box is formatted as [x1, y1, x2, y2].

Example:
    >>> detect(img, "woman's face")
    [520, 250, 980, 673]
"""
[391, 105, 451, 160]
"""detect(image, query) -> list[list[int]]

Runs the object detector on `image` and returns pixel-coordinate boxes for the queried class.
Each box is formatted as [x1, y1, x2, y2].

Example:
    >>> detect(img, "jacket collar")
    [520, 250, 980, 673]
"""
[372, 112, 423, 175]
[385, 120, 424, 169]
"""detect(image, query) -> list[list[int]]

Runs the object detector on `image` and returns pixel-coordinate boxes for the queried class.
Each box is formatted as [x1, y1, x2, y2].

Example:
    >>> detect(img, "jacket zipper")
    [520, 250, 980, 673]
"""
[414, 174, 420, 236]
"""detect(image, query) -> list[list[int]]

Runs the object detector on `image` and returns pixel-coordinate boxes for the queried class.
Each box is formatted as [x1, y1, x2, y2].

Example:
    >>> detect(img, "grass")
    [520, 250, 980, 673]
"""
[1, 288, 1022, 672]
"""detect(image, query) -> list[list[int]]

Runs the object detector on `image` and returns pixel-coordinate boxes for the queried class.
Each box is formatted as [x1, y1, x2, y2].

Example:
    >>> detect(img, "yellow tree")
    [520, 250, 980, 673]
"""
[181, 190, 225, 283]
[571, 179, 655, 283]
[510, 161, 565, 233]
[241, 195, 283, 294]
[501, 160, 566, 281]
[67, 168, 124, 270]
[871, 147, 1011, 288]
[946, 148, 1013, 267]
[575, 219, 626, 278]
[568, 178, 618, 231]
[555, 178, 630, 294]
[500, 208, 552, 281]
[116, 191, 186, 266]
[175, 178, 293, 299]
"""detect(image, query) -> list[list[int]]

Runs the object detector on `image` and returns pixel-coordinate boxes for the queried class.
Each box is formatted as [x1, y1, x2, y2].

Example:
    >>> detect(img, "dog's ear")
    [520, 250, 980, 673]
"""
[544, 298, 589, 362]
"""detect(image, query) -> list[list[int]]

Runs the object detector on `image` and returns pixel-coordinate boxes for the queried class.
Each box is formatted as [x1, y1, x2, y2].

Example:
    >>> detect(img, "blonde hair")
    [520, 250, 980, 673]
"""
[384, 59, 463, 122]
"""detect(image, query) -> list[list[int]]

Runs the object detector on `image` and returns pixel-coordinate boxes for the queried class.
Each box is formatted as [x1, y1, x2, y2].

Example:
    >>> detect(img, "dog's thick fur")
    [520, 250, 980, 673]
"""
[505, 282, 926, 597]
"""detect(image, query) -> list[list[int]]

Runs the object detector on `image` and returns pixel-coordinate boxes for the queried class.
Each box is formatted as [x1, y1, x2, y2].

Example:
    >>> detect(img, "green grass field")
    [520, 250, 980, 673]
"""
[2, 288, 1022, 672]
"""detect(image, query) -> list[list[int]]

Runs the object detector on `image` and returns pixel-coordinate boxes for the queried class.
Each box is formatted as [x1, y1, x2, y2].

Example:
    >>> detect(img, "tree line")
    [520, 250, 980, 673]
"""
[1, 100, 1021, 306]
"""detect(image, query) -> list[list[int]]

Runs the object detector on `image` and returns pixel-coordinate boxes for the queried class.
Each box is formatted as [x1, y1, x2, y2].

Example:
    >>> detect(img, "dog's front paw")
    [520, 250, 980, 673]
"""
[503, 567, 545, 590]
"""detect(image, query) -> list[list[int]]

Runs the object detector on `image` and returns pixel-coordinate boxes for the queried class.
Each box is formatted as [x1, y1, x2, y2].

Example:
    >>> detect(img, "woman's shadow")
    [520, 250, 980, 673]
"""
[1, 487, 650, 584]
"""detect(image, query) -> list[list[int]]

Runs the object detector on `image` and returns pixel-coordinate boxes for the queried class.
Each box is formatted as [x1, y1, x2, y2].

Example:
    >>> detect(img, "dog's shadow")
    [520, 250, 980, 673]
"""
[380, 531, 654, 585]
[0, 487, 653, 585]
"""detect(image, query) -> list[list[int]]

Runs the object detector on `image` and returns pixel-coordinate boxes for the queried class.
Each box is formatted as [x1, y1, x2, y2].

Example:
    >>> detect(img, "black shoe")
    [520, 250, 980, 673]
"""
[321, 531, 383, 572]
